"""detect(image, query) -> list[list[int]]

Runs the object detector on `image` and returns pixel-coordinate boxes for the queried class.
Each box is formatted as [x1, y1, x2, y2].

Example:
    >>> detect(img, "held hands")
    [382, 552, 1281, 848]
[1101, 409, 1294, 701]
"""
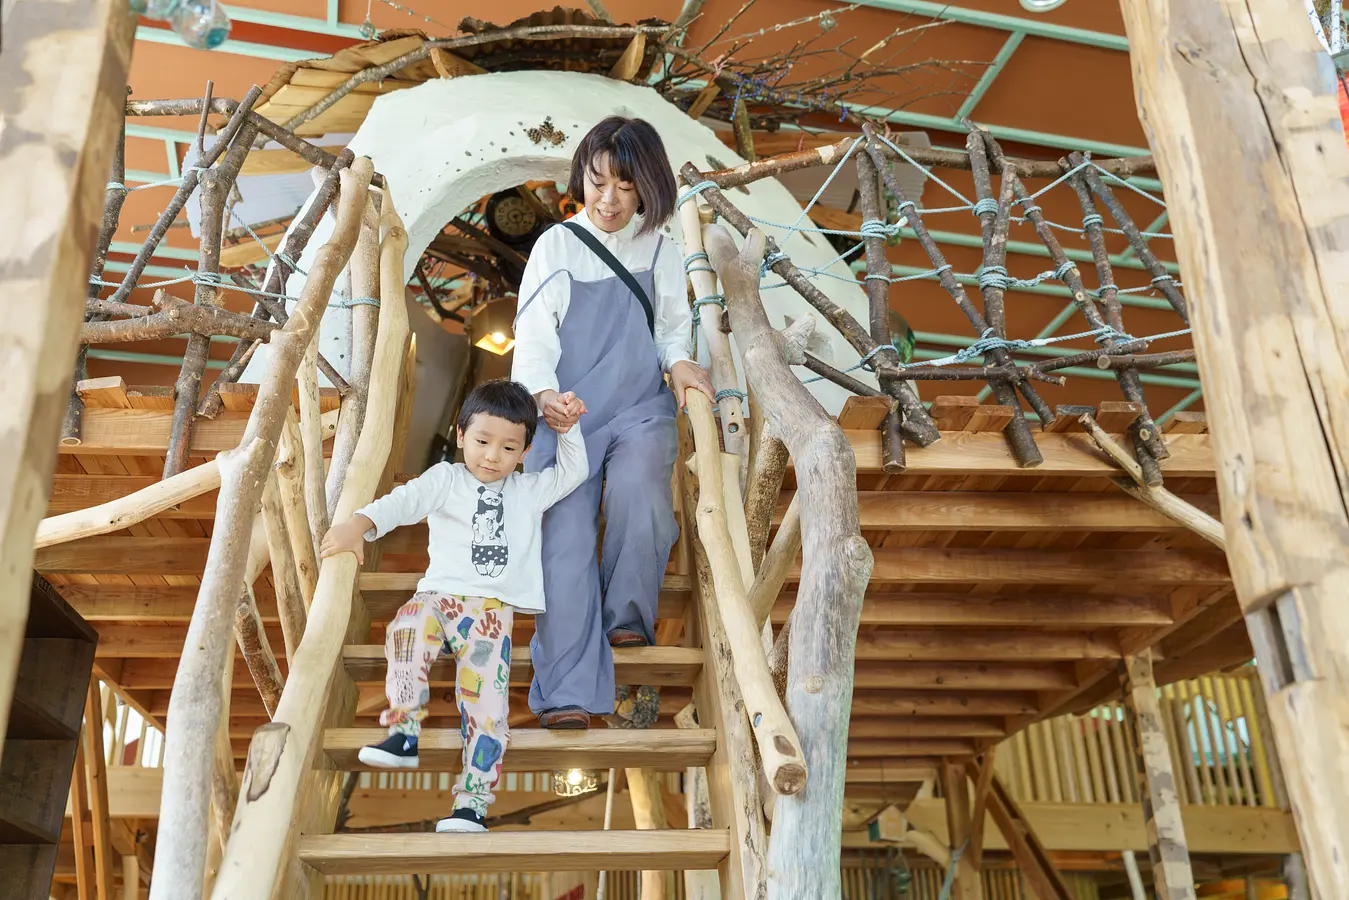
[669, 360, 715, 409]
[538, 390, 587, 434]
[320, 514, 374, 565]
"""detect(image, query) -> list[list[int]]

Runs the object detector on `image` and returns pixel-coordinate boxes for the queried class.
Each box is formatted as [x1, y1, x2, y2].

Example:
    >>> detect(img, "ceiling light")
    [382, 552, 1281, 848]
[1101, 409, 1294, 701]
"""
[1020, 0, 1068, 11]
[471, 297, 517, 356]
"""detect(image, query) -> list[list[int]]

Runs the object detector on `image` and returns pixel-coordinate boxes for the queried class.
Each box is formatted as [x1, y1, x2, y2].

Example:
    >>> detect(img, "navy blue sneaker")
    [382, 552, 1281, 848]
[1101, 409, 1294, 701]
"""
[357, 733, 418, 769]
[436, 807, 487, 833]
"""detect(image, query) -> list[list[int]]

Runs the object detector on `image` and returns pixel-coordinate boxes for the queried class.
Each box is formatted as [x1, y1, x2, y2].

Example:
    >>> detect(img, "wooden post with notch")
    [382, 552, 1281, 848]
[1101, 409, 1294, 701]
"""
[0, 0, 135, 760]
[1118, 0, 1349, 894]
[1123, 651, 1196, 900]
[939, 760, 983, 900]
[965, 763, 1073, 900]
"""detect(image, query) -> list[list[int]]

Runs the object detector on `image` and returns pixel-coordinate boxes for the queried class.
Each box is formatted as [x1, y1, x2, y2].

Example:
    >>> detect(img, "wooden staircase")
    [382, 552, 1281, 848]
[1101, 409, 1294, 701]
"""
[286, 642, 730, 879]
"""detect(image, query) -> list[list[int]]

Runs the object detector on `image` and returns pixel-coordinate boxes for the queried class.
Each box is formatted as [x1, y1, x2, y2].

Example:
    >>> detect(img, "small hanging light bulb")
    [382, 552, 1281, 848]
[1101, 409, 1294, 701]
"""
[1020, 0, 1068, 10]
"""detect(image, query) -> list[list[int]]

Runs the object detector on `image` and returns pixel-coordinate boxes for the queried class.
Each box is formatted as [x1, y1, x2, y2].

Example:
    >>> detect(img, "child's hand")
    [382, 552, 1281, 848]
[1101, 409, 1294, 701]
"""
[320, 514, 374, 564]
[540, 390, 586, 434]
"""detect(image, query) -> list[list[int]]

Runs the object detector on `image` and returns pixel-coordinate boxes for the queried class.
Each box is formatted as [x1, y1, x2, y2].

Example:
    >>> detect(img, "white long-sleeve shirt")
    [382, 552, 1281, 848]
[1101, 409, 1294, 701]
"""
[355, 427, 587, 613]
[511, 208, 693, 397]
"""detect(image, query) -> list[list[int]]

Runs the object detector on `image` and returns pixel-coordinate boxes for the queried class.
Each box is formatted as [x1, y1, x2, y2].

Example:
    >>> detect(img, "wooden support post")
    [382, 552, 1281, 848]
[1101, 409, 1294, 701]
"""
[71, 725, 96, 900]
[968, 748, 997, 869]
[122, 855, 139, 900]
[674, 702, 722, 900]
[83, 682, 116, 900]
[940, 760, 983, 900]
[1123, 651, 1196, 900]
[626, 768, 670, 900]
[678, 418, 767, 900]
[705, 224, 873, 898]
[210, 183, 407, 900]
[0, 0, 135, 761]
[1119, 1, 1349, 895]
[973, 769, 1073, 900]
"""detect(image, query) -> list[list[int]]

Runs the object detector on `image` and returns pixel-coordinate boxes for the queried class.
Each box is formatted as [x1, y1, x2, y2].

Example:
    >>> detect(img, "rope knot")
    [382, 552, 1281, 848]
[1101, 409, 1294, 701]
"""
[971, 197, 1000, 218]
[677, 181, 718, 207]
[1082, 213, 1104, 229]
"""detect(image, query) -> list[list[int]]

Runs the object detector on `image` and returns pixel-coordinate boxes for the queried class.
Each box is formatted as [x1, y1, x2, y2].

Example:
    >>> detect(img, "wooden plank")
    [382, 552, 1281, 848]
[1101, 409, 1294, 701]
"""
[1095, 401, 1144, 432]
[216, 382, 341, 413]
[76, 378, 131, 410]
[775, 593, 1172, 628]
[1123, 650, 1196, 899]
[859, 547, 1229, 585]
[63, 412, 1216, 476]
[929, 396, 980, 431]
[218, 231, 283, 269]
[836, 395, 892, 430]
[850, 691, 1037, 717]
[964, 405, 1014, 434]
[940, 760, 983, 899]
[343, 644, 702, 686]
[35, 537, 209, 574]
[851, 661, 1076, 691]
[847, 718, 1005, 739]
[0, 0, 136, 761]
[82, 683, 115, 900]
[853, 629, 1119, 661]
[786, 490, 1221, 532]
[296, 830, 731, 875]
[850, 738, 976, 757]
[323, 728, 717, 770]
[1163, 412, 1207, 435]
[356, 572, 692, 621]
[64, 408, 337, 455]
[46, 475, 219, 518]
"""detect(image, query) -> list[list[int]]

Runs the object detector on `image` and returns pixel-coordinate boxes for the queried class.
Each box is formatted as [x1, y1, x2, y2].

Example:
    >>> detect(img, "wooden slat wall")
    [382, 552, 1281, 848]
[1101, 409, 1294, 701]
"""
[994, 670, 1275, 809]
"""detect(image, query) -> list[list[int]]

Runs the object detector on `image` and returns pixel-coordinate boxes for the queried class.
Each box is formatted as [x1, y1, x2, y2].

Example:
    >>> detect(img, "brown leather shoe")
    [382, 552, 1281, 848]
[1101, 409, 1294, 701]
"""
[539, 706, 590, 730]
[607, 627, 649, 648]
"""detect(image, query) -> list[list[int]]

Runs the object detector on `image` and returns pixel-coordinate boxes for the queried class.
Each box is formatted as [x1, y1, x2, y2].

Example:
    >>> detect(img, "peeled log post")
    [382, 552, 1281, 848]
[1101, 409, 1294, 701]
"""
[261, 471, 307, 659]
[748, 494, 801, 628]
[277, 416, 320, 605]
[210, 185, 408, 900]
[299, 333, 329, 551]
[1119, 2, 1349, 894]
[680, 185, 746, 453]
[743, 387, 788, 570]
[148, 158, 372, 900]
[625, 767, 671, 900]
[686, 390, 807, 797]
[705, 224, 873, 898]
[235, 517, 283, 717]
[326, 197, 381, 517]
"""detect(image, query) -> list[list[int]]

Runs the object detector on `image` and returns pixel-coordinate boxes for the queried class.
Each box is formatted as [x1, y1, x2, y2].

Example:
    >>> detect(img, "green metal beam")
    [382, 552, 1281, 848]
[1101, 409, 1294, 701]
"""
[86, 348, 228, 370]
[109, 242, 199, 262]
[856, 262, 1181, 311]
[894, 227, 1179, 275]
[957, 30, 1024, 119]
[165, 140, 181, 180]
[1113, 211, 1169, 265]
[135, 25, 315, 62]
[126, 124, 199, 143]
[847, 0, 1129, 52]
[1157, 387, 1203, 423]
[103, 260, 194, 280]
[224, 4, 364, 38]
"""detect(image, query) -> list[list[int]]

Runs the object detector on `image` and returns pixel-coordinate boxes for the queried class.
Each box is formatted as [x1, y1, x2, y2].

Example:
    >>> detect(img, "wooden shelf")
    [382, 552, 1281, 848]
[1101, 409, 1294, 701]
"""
[297, 829, 731, 875]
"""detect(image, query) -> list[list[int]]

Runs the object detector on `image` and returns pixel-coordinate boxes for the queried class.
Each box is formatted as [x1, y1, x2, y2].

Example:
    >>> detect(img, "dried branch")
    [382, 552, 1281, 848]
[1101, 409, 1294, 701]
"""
[81, 292, 279, 344]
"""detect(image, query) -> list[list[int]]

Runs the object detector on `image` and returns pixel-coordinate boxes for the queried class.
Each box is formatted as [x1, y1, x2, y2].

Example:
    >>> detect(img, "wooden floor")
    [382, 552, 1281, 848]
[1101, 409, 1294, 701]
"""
[41, 385, 1242, 823]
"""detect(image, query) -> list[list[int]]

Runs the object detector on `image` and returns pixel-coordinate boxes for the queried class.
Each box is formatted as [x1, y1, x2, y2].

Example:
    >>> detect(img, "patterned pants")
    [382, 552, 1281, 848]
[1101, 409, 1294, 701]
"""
[382, 591, 513, 816]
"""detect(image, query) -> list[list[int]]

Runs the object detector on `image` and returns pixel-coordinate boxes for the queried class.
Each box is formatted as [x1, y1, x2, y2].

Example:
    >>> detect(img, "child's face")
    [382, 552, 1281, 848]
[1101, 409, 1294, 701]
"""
[456, 413, 529, 483]
[584, 152, 640, 233]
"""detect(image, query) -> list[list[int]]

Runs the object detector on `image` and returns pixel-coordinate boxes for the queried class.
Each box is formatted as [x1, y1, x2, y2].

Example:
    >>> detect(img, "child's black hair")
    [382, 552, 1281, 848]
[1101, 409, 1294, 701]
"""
[567, 116, 677, 236]
[456, 380, 538, 448]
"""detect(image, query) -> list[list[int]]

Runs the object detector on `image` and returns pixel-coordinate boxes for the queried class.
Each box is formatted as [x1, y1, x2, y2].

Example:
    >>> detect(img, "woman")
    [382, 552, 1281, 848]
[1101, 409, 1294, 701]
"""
[511, 116, 715, 729]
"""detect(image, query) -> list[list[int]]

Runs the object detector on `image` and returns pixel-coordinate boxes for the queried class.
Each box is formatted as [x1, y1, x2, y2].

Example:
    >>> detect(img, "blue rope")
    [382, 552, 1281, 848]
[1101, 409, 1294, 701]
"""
[1082, 213, 1105, 229]
[677, 181, 718, 207]
[333, 296, 380, 309]
[715, 388, 747, 403]
[108, 166, 203, 194]
[684, 251, 715, 275]
[971, 197, 1000, 218]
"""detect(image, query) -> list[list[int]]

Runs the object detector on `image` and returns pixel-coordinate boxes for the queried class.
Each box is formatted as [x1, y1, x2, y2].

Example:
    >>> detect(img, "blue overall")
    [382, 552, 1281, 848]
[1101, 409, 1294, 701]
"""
[521, 236, 679, 716]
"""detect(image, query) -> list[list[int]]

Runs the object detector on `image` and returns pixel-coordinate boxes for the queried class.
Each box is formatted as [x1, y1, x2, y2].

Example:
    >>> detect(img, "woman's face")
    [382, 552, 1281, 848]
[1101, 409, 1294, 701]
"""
[583, 152, 640, 233]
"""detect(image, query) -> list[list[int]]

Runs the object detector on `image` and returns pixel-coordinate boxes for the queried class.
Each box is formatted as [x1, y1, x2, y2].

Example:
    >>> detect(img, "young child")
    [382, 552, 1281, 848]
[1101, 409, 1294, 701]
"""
[511, 115, 714, 729]
[320, 379, 587, 833]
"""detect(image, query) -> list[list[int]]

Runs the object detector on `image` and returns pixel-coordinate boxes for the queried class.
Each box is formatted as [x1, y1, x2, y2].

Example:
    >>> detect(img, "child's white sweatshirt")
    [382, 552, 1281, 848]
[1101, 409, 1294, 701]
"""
[355, 426, 587, 613]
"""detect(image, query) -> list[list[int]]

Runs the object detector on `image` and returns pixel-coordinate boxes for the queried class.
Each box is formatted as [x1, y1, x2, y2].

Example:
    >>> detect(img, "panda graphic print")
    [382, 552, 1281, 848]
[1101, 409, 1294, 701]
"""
[471, 485, 508, 577]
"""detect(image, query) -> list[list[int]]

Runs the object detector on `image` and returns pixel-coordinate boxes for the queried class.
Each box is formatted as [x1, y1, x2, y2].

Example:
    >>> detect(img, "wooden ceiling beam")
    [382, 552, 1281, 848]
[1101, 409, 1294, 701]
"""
[851, 661, 1076, 691]
[862, 547, 1229, 585]
[778, 593, 1171, 628]
[850, 690, 1038, 717]
[57, 409, 1213, 476]
[854, 628, 1119, 661]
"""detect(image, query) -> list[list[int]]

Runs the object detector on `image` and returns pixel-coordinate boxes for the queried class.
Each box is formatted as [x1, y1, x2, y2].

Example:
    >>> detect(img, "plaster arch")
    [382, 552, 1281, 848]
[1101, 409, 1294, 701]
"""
[242, 70, 881, 414]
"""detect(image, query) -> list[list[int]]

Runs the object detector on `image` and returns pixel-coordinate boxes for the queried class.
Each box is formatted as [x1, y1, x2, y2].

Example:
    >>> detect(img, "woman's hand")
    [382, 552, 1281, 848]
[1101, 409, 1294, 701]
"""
[320, 514, 374, 565]
[537, 390, 587, 433]
[669, 360, 715, 409]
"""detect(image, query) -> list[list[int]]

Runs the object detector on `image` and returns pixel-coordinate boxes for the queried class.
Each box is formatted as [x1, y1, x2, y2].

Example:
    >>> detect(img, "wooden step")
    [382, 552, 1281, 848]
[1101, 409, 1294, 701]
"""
[357, 572, 692, 621]
[343, 645, 704, 686]
[297, 830, 731, 875]
[323, 727, 717, 771]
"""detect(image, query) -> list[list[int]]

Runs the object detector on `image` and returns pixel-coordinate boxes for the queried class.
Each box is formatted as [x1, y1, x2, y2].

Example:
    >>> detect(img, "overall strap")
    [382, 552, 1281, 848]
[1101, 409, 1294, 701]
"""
[558, 221, 655, 337]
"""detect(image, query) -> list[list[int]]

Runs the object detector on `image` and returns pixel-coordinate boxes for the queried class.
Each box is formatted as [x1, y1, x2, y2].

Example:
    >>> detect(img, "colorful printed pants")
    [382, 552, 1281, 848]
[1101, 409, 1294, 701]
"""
[382, 591, 513, 816]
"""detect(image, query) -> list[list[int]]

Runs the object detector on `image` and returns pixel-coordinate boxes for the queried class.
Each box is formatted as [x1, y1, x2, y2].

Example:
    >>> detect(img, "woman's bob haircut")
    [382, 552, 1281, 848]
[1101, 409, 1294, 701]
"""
[567, 116, 677, 235]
